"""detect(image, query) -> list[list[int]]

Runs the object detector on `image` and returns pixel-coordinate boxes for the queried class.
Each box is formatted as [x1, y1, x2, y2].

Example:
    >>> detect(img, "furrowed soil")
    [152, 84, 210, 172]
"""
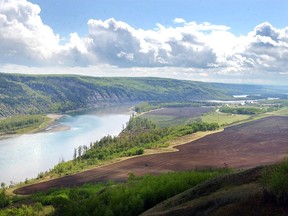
[15, 116, 288, 195]
[141, 107, 213, 126]
[144, 107, 213, 117]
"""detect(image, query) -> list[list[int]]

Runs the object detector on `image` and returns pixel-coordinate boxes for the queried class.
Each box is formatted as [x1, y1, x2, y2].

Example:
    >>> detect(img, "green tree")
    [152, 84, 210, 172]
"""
[0, 183, 5, 190]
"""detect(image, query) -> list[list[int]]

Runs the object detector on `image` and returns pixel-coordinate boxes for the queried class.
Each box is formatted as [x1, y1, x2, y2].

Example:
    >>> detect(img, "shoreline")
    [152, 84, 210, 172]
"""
[10, 128, 223, 194]
[0, 104, 136, 140]
[0, 134, 19, 140]
[40, 114, 71, 133]
[0, 113, 70, 140]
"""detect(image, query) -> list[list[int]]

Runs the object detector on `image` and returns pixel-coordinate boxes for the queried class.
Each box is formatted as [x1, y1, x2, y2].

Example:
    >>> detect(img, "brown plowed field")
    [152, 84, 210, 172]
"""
[145, 107, 213, 117]
[15, 116, 288, 195]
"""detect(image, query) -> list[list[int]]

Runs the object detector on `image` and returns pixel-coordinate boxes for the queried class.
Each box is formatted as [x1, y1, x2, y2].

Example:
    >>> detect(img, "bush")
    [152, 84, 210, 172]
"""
[121, 147, 144, 157]
[262, 160, 288, 205]
[0, 190, 9, 208]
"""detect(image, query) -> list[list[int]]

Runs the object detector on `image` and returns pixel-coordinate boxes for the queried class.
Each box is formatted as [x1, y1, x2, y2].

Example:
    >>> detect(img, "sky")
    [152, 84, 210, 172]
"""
[0, 0, 288, 85]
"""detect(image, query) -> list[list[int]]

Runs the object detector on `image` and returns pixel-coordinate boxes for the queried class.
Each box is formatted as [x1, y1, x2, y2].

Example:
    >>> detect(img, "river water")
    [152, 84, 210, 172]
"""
[0, 106, 131, 185]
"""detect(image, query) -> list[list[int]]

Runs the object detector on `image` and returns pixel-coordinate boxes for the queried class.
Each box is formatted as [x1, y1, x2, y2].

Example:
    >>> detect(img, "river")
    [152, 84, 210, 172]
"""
[0, 106, 131, 185]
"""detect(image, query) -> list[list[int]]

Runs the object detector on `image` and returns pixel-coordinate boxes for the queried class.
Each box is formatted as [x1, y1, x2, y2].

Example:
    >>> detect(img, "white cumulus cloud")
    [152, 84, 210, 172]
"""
[173, 18, 186, 24]
[0, 1, 287, 85]
[0, 0, 60, 65]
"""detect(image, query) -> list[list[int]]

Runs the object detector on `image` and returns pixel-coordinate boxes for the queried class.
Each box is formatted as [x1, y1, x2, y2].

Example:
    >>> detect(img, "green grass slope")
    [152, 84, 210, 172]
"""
[141, 166, 288, 216]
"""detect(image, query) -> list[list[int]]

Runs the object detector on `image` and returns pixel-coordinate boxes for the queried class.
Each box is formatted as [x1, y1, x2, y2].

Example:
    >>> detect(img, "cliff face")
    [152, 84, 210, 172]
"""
[0, 73, 232, 117]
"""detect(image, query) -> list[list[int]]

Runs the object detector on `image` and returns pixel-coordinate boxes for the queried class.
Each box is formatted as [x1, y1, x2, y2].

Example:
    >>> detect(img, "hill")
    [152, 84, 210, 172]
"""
[1, 73, 287, 118]
[0, 73, 231, 117]
[142, 165, 288, 216]
[211, 82, 288, 99]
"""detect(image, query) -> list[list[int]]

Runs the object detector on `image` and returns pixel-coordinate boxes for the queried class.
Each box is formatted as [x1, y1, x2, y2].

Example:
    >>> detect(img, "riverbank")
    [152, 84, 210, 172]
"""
[41, 114, 70, 133]
[10, 122, 222, 193]
[0, 114, 70, 140]
[0, 104, 136, 139]
[10, 128, 222, 194]
[0, 109, 132, 186]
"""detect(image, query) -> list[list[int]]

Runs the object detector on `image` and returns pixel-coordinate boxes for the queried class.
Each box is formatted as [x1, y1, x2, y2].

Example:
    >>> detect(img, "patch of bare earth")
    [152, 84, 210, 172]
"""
[15, 116, 288, 195]
[145, 107, 213, 117]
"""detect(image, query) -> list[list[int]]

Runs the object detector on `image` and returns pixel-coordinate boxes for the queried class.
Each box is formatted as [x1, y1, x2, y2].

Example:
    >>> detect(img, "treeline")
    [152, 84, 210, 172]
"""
[259, 99, 288, 107]
[0, 115, 47, 134]
[50, 118, 219, 176]
[219, 106, 271, 115]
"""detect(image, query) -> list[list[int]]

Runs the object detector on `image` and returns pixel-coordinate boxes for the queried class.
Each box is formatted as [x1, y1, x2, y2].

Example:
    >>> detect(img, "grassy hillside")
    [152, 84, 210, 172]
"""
[142, 162, 288, 216]
[0, 73, 233, 117]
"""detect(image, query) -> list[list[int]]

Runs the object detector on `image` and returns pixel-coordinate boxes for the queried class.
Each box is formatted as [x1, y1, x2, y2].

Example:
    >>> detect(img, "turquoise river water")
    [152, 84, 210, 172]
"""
[0, 106, 131, 185]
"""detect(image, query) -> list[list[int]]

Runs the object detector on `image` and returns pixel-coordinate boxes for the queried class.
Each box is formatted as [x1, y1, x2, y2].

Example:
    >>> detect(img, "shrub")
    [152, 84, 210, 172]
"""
[262, 159, 288, 205]
[0, 190, 9, 208]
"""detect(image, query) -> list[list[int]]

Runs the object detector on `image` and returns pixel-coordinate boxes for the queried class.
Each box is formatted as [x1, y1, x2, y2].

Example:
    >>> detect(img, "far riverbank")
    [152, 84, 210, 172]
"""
[0, 114, 69, 140]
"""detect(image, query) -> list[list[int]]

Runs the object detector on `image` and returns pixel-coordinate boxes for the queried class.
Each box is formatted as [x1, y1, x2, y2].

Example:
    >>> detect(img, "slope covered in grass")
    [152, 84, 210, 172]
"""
[142, 163, 288, 216]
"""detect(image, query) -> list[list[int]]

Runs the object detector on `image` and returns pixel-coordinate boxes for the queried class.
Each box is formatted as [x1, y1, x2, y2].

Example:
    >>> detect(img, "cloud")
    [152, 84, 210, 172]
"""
[0, 0, 60, 65]
[254, 22, 280, 41]
[0, 1, 287, 85]
[86, 18, 143, 67]
[0, 0, 93, 67]
[173, 18, 186, 24]
[233, 22, 288, 74]
[86, 18, 219, 68]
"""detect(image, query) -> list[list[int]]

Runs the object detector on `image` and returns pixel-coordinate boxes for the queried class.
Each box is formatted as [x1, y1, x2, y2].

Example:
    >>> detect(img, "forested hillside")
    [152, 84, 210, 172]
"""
[0, 73, 231, 117]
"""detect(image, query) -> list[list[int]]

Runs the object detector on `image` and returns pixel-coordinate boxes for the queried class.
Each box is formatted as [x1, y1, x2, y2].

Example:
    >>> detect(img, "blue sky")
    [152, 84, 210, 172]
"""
[1, 0, 288, 85]
[30, 0, 287, 36]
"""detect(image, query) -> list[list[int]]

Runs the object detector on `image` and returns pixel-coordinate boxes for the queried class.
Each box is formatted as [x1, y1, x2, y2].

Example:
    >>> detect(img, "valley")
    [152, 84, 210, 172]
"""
[1, 74, 288, 215]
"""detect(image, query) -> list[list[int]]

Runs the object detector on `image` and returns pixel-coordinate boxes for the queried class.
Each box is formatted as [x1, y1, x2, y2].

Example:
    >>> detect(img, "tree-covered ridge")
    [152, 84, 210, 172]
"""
[0, 73, 232, 117]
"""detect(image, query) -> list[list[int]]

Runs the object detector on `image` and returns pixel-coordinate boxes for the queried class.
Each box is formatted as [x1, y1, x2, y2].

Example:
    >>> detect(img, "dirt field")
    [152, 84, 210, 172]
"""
[15, 116, 288, 195]
[145, 107, 213, 117]
[141, 107, 213, 126]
